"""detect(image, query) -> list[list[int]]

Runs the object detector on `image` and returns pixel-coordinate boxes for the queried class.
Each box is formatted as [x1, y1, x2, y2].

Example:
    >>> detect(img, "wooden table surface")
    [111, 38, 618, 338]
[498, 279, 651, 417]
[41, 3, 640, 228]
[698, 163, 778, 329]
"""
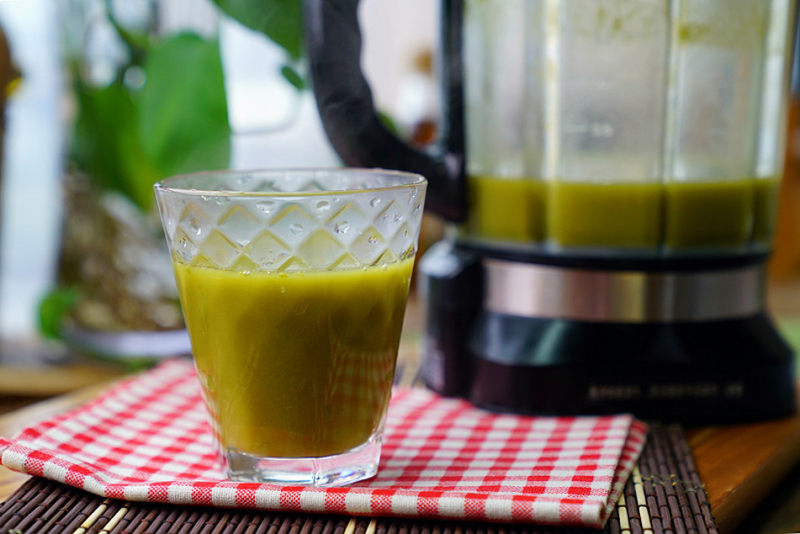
[687, 412, 800, 533]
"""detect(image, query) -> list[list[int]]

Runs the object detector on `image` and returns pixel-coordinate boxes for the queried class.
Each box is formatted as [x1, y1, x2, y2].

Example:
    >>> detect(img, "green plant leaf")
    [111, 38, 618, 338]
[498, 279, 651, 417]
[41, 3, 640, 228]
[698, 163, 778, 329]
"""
[38, 287, 80, 339]
[70, 80, 160, 211]
[138, 33, 231, 180]
[280, 64, 305, 90]
[103, 0, 151, 65]
[212, 0, 304, 60]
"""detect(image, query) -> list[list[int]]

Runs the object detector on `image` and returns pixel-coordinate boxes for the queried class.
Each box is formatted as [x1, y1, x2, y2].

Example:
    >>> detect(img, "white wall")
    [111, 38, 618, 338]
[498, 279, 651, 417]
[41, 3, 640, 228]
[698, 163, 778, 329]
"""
[360, 0, 437, 113]
[0, 0, 63, 338]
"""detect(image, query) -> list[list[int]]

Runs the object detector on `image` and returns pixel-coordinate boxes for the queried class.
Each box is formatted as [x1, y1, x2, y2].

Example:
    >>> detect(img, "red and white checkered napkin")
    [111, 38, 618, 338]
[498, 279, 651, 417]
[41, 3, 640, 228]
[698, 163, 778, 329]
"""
[0, 360, 646, 528]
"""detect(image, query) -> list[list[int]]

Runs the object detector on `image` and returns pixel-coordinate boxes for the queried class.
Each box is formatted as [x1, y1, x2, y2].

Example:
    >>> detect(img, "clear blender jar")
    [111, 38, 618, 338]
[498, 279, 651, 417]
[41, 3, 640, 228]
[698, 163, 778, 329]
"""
[304, 0, 798, 422]
[462, 0, 791, 256]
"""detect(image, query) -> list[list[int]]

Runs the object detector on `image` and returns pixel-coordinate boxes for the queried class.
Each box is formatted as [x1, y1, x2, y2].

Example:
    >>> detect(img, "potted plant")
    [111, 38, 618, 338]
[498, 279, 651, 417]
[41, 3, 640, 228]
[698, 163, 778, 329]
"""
[40, 0, 304, 360]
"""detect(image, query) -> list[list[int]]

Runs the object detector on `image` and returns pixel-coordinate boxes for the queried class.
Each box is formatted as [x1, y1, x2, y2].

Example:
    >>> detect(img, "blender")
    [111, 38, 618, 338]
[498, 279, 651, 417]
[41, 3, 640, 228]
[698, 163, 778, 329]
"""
[304, 0, 798, 422]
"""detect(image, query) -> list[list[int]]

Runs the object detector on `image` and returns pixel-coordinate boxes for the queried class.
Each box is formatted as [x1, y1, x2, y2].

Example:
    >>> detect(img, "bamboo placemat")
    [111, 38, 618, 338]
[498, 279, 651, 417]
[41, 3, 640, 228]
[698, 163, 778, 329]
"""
[0, 425, 716, 534]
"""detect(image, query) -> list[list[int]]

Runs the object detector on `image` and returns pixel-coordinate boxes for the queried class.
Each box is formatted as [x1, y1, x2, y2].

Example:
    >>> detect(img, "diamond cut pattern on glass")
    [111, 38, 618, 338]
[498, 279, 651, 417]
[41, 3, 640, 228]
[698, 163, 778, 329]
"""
[298, 230, 348, 269]
[329, 253, 360, 270]
[350, 225, 390, 265]
[159, 174, 425, 272]
[245, 230, 291, 269]
[374, 200, 406, 240]
[390, 223, 414, 259]
[178, 203, 213, 242]
[325, 202, 371, 248]
[197, 229, 240, 269]
[353, 194, 385, 220]
[277, 256, 310, 273]
[229, 255, 259, 273]
[217, 205, 261, 247]
[269, 204, 314, 247]
[172, 227, 197, 263]
[271, 172, 317, 192]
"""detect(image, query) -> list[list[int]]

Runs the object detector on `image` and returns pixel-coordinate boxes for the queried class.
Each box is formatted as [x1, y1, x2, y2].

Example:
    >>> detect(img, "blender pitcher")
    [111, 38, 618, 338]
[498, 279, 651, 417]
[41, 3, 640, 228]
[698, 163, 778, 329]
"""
[305, 0, 797, 422]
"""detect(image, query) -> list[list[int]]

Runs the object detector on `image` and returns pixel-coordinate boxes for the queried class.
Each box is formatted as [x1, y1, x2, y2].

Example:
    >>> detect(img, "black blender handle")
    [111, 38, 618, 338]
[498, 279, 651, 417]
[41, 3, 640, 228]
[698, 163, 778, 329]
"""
[303, 0, 467, 222]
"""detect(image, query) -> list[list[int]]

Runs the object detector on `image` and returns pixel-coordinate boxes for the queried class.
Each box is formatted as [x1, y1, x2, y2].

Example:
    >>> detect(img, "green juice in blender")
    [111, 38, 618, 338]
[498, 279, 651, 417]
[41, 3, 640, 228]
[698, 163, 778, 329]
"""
[547, 181, 663, 249]
[464, 176, 779, 251]
[175, 258, 414, 458]
[467, 175, 546, 242]
[663, 179, 755, 249]
[753, 177, 780, 244]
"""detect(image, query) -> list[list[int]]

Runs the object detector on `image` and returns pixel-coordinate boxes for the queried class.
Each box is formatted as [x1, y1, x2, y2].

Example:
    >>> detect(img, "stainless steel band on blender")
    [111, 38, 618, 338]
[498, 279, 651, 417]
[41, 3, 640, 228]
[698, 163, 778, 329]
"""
[484, 259, 765, 323]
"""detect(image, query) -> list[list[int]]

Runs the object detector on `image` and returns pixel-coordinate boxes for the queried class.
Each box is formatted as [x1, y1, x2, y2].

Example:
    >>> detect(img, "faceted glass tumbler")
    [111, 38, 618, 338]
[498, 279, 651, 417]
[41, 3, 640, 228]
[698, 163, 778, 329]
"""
[154, 169, 427, 486]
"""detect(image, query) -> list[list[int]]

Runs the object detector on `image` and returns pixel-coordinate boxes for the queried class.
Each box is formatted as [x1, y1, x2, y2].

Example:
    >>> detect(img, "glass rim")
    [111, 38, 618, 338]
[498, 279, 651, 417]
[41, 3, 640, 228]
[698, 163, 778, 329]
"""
[153, 167, 427, 198]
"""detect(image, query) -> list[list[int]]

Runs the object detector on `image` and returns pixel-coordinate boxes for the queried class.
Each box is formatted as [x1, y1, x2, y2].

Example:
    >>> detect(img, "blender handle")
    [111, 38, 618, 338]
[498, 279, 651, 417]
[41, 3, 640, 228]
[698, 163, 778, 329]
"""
[303, 0, 467, 222]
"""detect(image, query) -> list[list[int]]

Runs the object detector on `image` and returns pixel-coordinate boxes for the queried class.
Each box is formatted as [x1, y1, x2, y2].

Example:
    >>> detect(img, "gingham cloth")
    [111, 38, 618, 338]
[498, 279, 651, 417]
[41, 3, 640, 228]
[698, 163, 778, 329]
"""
[0, 360, 647, 528]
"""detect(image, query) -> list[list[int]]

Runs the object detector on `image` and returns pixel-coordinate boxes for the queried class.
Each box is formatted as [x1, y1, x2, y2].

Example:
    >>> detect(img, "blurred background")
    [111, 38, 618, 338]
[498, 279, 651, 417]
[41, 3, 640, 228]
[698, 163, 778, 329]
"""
[0, 0, 442, 376]
[0, 0, 800, 393]
[1, 2, 800, 531]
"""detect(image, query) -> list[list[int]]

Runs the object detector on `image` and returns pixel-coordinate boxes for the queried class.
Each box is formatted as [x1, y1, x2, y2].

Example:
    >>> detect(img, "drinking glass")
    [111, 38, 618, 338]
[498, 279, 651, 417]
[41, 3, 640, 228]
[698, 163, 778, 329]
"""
[154, 169, 427, 486]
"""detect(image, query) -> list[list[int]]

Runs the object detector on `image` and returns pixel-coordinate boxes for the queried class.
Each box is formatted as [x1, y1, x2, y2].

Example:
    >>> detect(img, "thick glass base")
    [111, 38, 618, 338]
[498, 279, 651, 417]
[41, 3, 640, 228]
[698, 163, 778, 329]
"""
[224, 435, 382, 486]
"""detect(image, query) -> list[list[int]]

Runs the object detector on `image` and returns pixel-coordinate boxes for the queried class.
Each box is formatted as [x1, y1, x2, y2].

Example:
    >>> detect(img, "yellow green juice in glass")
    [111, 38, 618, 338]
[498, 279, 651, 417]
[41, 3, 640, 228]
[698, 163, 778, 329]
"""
[175, 258, 414, 458]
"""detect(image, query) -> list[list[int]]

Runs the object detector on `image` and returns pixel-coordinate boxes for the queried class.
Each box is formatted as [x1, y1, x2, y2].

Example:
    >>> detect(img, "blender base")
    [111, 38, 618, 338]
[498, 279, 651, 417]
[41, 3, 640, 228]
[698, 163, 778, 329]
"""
[469, 313, 795, 423]
[420, 241, 797, 424]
